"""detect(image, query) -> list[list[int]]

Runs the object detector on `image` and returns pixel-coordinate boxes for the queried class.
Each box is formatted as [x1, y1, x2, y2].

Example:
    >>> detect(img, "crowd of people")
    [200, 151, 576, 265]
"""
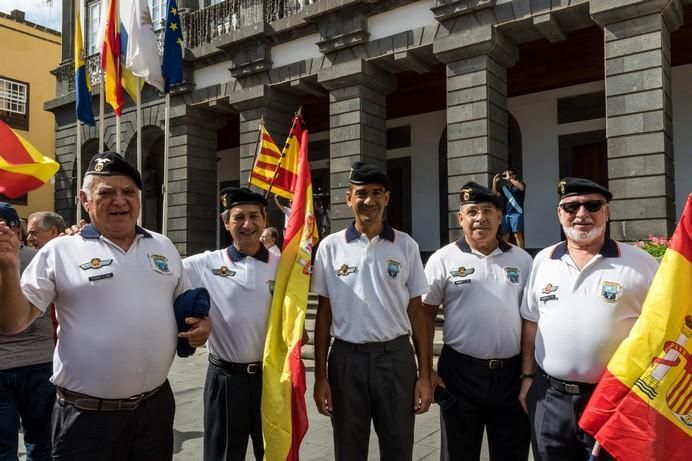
[0, 152, 659, 461]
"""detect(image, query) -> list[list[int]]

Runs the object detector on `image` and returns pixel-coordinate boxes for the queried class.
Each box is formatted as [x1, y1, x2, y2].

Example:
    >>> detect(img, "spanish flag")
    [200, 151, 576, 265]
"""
[261, 116, 315, 460]
[101, 0, 124, 115]
[249, 119, 299, 200]
[0, 121, 60, 199]
[580, 194, 692, 460]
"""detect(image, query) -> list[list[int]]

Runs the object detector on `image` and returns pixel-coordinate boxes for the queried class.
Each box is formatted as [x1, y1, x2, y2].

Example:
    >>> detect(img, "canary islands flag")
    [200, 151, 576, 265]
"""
[75, 8, 95, 126]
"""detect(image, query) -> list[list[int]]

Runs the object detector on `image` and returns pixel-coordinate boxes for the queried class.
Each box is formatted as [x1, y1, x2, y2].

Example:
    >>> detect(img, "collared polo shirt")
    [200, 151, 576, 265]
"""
[521, 239, 658, 383]
[311, 223, 428, 343]
[423, 237, 533, 359]
[183, 245, 278, 363]
[20, 224, 186, 399]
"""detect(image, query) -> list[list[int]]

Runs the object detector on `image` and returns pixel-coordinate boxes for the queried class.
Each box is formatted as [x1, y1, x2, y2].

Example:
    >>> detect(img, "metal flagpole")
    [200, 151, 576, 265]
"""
[116, 115, 121, 154]
[136, 77, 142, 225]
[162, 92, 170, 236]
[76, 121, 82, 223]
[99, 72, 105, 150]
[247, 115, 264, 187]
[264, 107, 301, 199]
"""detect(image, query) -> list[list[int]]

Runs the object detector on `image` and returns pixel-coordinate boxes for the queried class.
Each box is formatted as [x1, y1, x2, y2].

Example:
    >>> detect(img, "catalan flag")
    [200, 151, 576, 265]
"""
[0, 121, 60, 199]
[74, 8, 95, 126]
[249, 119, 299, 200]
[580, 194, 692, 460]
[101, 0, 125, 115]
[261, 116, 315, 460]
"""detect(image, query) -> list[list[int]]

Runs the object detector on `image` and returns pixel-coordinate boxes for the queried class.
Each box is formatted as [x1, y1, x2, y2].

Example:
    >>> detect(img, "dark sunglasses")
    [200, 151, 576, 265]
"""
[559, 200, 605, 214]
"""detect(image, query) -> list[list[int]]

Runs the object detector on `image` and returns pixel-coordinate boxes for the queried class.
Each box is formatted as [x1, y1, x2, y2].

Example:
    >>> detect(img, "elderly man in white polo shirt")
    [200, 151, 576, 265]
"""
[311, 161, 433, 461]
[520, 177, 658, 461]
[183, 187, 278, 461]
[424, 182, 532, 461]
[0, 151, 210, 461]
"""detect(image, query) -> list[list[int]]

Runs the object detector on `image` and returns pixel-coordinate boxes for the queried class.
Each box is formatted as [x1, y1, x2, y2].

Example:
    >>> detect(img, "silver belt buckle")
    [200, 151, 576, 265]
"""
[488, 359, 502, 369]
[247, 363, 259, 374]
[564, 383, 581, 394]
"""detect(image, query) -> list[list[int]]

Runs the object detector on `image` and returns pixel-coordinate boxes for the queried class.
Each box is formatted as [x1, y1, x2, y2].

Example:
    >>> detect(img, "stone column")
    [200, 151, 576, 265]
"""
[592, 0, 681, 240]
[167, 104, 223, 257]
[434, 25, 518, 240]
[317, 60, 396, 232]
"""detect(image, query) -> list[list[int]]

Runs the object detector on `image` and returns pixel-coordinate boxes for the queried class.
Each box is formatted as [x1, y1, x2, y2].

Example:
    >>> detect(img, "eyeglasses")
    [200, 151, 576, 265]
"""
[559, 200, 605, 214]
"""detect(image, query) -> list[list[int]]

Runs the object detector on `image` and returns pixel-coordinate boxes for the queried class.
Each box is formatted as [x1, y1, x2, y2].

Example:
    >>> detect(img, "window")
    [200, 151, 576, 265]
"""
[151, 0, 167, 31]
[0, 77, 29, 130]
[87, 0, 102, 56]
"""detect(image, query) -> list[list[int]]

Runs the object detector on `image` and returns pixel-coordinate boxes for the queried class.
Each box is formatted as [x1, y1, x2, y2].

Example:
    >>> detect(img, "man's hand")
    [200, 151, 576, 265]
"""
[0, 222, 20, 270]
[314, 377, 333, 416]
[178, 316, 210, 348]
[519, 376, 533, 414]
[493, 173, 502, 184]
[413, 375, 433, 414]
[431, 371, 446, 402]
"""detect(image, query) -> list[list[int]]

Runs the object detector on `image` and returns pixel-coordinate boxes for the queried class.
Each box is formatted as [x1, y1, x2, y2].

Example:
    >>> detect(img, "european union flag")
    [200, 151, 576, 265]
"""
[162, 0, 184, 93]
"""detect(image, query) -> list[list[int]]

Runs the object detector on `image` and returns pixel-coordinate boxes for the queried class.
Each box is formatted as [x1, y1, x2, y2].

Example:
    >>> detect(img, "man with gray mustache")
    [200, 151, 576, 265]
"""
[518, 177, 658, 461]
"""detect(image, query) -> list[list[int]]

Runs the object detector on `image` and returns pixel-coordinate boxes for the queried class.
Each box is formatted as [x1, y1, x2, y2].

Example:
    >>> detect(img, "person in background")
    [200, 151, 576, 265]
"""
[260, 226, 281, 257]
[26, 212, 66, 250]
[493, 170, 525, 248]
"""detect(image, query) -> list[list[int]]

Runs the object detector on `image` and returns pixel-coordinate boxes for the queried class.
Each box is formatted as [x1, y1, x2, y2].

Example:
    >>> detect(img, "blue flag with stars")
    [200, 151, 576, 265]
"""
[162, 0, 183, 92]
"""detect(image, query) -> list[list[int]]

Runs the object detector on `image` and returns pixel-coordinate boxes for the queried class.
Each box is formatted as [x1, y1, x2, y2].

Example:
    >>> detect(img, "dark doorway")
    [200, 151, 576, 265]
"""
[438, 128, 448, 246]
[386, 157, 412, 235]
[569, 142, 608, 188]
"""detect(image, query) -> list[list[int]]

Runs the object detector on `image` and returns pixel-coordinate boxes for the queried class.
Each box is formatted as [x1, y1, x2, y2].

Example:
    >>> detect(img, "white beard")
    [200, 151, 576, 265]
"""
[563, 222, 606, 243]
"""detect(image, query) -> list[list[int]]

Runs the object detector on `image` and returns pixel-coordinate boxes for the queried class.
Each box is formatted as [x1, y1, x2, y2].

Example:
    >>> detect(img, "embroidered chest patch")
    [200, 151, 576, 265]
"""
[504, 267, 520, 285]
[150, 254, 171, 274]
[80, 257, 113, 270]
[450, 266, 474, 285]
[211, 266, 235, 277]
[540, 283, 558, 303]
[386, 259, 401, 278]
[336, 264, 357, 276]
[601, 281, 622, 303]
[267, 280, 275, 295]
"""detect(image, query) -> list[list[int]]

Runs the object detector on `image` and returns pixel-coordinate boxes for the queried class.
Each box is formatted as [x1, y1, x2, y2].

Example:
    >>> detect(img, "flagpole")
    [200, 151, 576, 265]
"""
[116, 115, 121, 154]
[76, 121, 82, 223]
[247, 115, 264, 188]
[136, 77, 142, 225]
[162, 92, 170, 236]
[264, 107, 302, 199]
[99, 73, 105, 150]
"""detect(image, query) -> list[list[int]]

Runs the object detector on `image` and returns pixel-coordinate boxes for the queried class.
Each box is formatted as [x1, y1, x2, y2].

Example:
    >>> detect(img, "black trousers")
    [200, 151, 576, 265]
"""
[203, 360, 263, 461]
[51, 380, 175, 461]
[438, 346, 529, 461]
[527, 371, 614, 461]
[328, 335, 417, 461]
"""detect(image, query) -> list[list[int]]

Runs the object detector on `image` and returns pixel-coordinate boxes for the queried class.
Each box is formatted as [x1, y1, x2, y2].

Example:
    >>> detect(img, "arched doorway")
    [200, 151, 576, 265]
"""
[125, 127, 164, 233]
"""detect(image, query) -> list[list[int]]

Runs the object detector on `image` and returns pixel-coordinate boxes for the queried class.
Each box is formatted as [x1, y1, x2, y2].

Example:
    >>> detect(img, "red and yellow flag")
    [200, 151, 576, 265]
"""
[0, 120, 59, 199]
[249, 120, 299, 200]
[261, 116, 316, 460]
[101, 0, 125, 115]
[580, 193, 692, 460]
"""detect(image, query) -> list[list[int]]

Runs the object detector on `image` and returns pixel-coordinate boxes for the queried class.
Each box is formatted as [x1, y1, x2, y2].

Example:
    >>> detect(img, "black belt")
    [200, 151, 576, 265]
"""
[539, 369, 597, 395]
[209, 353, 261, 375]
[333, 335, 411, 353]
[57, 383, 164, 412]
[445, 346, 520, 369]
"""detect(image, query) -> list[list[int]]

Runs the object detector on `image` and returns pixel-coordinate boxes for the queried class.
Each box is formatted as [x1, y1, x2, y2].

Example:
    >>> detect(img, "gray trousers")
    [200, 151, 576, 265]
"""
[328, 335, 417, 461]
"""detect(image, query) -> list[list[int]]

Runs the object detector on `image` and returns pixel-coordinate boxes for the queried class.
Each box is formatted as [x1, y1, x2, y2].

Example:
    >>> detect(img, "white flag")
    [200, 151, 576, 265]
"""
[120, 0, 165, 91]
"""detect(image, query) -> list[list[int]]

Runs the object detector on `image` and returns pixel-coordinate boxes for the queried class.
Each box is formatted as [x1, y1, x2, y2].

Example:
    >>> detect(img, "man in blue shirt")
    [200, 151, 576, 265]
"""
[493, 170, 525, 248]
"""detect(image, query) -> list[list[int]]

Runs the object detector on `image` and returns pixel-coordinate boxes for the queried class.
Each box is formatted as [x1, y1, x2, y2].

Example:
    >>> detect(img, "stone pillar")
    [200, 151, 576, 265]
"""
[317, 60, 396, 232]
[61, 0, 73, 62]
[592, 0, 681, 240]
[167, 104, 222, 257]
[434, 25, 518, 240]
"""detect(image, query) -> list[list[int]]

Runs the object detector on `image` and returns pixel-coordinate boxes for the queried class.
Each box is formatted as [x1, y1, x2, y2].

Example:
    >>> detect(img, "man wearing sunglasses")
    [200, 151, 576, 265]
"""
[519, 177, 659, 461]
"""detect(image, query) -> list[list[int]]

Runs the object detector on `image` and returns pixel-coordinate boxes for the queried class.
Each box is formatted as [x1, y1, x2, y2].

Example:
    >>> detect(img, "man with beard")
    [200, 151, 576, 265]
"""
[311, 161, 432, 461]
[519, 177, 658, 461]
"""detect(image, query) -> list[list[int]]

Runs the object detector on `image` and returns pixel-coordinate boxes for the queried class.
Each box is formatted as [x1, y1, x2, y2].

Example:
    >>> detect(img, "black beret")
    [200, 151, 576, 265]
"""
[85, 151, 143, 189]
[220, 187, 268, 210]
[459, 182, 503, 209]
[558, 177, 612, 201]
[0, 202, 19, 228]
[349, 161, 391, 190]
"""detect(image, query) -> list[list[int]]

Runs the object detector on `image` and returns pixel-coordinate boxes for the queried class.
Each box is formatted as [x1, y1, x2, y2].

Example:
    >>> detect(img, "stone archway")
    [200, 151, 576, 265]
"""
[125, 127, 165, 233]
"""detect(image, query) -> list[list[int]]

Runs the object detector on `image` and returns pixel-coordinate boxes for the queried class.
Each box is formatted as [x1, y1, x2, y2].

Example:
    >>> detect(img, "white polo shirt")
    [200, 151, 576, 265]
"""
[20, 224, 186, 399]
[521, 239, 658, 383]
[423, 237, 533, 359]
[183, 245, 278, 363]
[311, 223, 428, 343]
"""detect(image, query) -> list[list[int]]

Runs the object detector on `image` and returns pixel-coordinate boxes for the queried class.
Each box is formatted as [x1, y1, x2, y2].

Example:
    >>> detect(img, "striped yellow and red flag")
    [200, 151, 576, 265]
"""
[261, 116, 316, 460]
[101, 0, 125, 115]
[580, 194, 692, 460]
[249, 120, 299, 200]
[0, 120, 59, 199]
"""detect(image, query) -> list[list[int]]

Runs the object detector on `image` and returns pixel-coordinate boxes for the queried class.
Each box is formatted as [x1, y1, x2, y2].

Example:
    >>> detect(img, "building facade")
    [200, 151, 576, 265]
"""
[1, 10, 61, 219]
[48, 0, 692, 256]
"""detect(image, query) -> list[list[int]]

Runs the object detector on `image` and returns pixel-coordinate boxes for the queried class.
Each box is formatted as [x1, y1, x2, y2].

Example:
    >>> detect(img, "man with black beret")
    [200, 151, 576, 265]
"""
[0, 202, 54, 461]
[183, 186, 277, 460]
[0, 151, 210, 461]
[311, 161, 432, 460]
[520, 177, 658, 461]
[423, 182, 532, 461]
